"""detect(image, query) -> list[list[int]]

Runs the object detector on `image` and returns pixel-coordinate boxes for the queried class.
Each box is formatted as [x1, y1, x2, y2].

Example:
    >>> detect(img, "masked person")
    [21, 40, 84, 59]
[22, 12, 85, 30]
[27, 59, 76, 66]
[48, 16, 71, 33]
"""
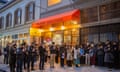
[39, 44, 46, 70]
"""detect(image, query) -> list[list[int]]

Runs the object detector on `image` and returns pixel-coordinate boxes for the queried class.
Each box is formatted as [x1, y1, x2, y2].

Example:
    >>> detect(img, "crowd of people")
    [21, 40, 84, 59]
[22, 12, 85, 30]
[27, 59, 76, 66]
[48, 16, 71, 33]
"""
[0, 40, 120, 72]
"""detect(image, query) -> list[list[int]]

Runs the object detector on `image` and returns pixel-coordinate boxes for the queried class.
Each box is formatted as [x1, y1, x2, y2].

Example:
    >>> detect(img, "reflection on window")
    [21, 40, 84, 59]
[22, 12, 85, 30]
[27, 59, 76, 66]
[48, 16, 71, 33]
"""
[6, 13, 12, 27]
[14, 9, 22, 25]
[0, 17, 4, 29]
[26, 2, 35, 21]
[48, 0, 61, 6]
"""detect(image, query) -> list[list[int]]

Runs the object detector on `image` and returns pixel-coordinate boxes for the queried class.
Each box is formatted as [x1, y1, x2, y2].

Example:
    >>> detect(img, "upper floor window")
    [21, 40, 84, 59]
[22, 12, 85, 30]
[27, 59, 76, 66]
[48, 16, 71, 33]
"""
[81, 7, 98, 23]
[6, 13, 12, 27]
[0, 17, 4, 29]
[100, 1, 120, 20]
[26, 2, 35, 21]
[48, 0, 61, 6]
[14, 8, 22, 25]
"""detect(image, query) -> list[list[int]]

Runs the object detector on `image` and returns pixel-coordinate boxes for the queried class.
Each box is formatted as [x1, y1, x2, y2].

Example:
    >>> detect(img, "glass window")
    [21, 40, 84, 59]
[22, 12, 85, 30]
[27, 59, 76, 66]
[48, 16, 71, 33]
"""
[19, 34, 24, 38]
[48, 0, 61, 6]
[43, 32, 52, 43]
[100, 1, 120, 20]
[14, 9, 22, 25]
[81, 7, 98, 23]
[0, 17, 4, 29]
[64, 30, 71, 44]
[12, 34, 18, 39]
[26, 2, 35, 21]
[72, 29, 79, 45]
[24, 33, 29, 38]
[6, 13, 12, 27]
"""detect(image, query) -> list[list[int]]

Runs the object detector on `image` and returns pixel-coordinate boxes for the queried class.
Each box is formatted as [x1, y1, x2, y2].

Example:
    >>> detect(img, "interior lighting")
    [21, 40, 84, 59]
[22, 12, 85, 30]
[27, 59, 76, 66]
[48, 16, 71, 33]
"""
[39, 29, 44, 32]
[1, 38, 4, 41]
[72, 21, 77, 24]
[72, 29, 76, 31]
[50, 27, 54, 31]
[61, 25, 65, 30]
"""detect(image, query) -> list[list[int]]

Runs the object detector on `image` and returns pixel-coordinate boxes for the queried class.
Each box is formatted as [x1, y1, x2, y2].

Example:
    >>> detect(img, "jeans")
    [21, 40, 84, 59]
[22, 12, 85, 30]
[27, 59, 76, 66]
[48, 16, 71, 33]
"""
[16, 60, 23, 72]
[39, 56, 45, 70]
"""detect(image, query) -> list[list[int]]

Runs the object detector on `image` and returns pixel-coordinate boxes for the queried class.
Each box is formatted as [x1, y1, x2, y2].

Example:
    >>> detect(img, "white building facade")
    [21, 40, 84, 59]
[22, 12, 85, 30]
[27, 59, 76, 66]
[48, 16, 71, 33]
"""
[0, 0, 41, 47]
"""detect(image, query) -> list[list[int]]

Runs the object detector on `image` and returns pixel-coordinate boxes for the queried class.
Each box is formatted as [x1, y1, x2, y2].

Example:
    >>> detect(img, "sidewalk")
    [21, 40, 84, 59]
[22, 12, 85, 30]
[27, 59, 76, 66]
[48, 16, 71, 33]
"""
[0, 63, 120, 72]
[0, 64, 9, 72]
[31, 63, 120, 72]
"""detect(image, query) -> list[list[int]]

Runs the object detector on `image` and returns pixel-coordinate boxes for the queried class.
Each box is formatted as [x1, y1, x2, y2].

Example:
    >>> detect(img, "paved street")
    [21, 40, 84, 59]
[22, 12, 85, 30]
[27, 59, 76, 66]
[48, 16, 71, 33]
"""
[0, 63, 120, 72]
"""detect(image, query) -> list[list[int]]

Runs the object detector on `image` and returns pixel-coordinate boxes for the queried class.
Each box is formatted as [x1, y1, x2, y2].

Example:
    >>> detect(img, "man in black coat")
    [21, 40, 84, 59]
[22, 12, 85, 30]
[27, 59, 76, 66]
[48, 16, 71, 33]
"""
[39, 44, 46, 70]
[59, 44, 66, 67]
[26, 43, 37, 71]
[16, 44, 24, 72]
[9, 44, 17, 72]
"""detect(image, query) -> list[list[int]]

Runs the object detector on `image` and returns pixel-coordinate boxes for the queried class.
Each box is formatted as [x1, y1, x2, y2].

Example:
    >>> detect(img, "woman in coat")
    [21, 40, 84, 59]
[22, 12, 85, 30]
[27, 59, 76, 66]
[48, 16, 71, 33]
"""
[104, 44, 114, 68]
[89, 44, 96, 65]
[73, 45, 80, 67]
[66, 45, 73, 67]
[96, 45, 104, 66]
[80, 45, 85, 64]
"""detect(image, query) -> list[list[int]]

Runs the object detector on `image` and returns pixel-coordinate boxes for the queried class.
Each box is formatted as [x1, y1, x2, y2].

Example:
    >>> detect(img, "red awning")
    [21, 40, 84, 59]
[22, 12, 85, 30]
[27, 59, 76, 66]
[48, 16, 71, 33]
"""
[32, 9, 80, 28]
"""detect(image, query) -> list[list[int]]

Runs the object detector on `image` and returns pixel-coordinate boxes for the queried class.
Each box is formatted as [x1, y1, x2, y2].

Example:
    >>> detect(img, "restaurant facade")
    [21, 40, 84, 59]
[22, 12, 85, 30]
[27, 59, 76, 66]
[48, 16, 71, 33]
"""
[0, 0, 120, 47]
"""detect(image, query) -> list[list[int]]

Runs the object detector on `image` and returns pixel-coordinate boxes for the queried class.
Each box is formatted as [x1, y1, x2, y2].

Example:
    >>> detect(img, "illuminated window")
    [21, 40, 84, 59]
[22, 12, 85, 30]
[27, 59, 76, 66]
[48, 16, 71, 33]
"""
[48, 0, 61, 6]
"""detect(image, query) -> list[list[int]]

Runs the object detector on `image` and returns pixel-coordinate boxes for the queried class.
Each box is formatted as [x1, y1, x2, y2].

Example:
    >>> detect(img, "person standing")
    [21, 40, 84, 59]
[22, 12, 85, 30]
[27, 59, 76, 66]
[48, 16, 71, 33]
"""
[23, 45, 27, 70]
[96, 45, 104, 66]
[55, 45, 59, 64]
[31, 44, 37, 70]
[50, 42, 56, 68]
[112, 41, 119, 69]
[60, 45, 66, 67]
[0, 46, 3, 64]
[9, 44, 17, 72]
[89, 44, 96, 65]
[4, 43, 10, 64]
[85, 45, 90, 65]
[104, 44, 114, 69]
[80, 45, 85, 64]
[16, 44, 24, 72]
[39, 44, 46, 70]
[73, 45, 80, 67]
[66, 45, 73, 67]
[26, 43, 36, 71]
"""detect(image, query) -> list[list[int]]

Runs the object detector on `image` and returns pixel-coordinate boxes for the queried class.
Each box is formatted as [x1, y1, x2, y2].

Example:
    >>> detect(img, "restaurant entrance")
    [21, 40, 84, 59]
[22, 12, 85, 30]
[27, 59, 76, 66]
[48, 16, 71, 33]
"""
[30, 9, 80, 45]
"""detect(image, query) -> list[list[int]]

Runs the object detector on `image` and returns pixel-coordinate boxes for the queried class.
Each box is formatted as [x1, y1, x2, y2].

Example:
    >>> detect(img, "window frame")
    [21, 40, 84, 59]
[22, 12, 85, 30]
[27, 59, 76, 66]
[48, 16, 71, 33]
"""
[6, 13, 12, 28]
[0, 17, 4, 29]
[14, 8, 22, 25]
[25, 2, 35, 22]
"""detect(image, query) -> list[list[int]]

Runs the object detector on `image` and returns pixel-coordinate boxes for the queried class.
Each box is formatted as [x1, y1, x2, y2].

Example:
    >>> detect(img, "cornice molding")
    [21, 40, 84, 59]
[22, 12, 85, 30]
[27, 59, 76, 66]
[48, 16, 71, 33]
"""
[0, 0, 22, 13]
